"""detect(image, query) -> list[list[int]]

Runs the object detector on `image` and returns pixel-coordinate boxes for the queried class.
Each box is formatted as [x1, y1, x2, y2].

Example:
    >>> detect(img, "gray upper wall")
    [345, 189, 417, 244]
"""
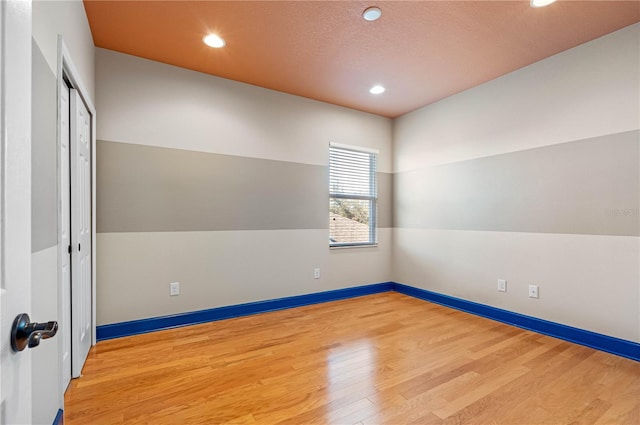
[97, 141, 393, 233]
[97, 130, 639, 236]
[31, 39, 58, 252]
[394, 130, 639, 237]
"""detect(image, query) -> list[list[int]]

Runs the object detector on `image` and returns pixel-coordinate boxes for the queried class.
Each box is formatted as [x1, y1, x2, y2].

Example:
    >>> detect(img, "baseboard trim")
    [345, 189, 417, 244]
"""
[393, 283, 639, 362]
[96, 281, 639, 361]
[96, 282, 394, 341]
[52, 409, 63, 425]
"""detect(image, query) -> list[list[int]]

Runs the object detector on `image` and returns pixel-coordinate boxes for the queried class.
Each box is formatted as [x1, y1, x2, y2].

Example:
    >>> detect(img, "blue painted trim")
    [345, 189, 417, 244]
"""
[97, 282, 394, 341]
[52, 409, 63, 425]
[393, 283, 640, 362]
[96, 281, 638, 361]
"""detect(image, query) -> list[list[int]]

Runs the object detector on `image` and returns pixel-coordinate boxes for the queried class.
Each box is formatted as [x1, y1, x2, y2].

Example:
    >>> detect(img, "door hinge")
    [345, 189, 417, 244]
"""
[68, 245, 71, 254]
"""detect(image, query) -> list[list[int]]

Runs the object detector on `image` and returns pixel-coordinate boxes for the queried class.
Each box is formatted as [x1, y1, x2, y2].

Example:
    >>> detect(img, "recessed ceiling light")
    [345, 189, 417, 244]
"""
[203, 34, 225, 48]
[530, 0, 557, 7]
[363, 6, 382, 21]
[369, 85, 385, 95]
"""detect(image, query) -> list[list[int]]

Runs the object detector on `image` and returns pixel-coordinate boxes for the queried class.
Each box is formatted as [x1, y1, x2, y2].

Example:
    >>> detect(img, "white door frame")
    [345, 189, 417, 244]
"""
[56, 37, 96, 390]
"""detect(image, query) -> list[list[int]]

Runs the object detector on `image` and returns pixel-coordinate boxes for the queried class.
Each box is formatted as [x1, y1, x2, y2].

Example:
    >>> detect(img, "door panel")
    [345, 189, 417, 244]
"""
[0, 0, 34, 423]
[70, 89, 92, 378]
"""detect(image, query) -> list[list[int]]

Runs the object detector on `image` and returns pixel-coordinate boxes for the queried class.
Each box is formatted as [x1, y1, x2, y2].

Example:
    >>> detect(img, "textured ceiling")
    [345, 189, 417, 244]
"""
[84, 1, 640, 118]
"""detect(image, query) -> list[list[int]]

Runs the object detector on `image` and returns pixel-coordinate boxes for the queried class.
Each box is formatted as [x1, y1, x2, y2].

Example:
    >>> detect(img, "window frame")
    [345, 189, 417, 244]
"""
[329, 143, 378, 248]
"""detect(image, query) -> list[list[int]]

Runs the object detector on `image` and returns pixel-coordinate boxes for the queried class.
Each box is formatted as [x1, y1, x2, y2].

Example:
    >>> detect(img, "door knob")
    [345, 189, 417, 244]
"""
[10, 313, 58, 352]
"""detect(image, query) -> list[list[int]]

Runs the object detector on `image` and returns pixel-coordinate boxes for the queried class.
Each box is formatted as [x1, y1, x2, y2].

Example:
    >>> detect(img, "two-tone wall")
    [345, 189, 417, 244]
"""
[393, 24, 640, 343]
[95, 24, 638, 347]
[95, 48, 393, 326]
[31, 1, 95, 423]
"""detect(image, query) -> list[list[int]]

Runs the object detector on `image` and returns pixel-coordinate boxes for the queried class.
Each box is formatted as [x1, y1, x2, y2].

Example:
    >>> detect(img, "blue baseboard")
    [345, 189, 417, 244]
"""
[53, 409, 63, 425]
[393, 283, 640, 362]
[97, 282, 394, 341]
[96, 281, 639, 362]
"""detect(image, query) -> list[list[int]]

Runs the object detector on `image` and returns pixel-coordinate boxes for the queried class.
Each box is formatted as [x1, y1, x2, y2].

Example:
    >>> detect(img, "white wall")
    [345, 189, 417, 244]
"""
[393, 24, 640, 343]
[31, 1, 95, 423]
[96, 48, 393, 325]
[393, 23, 639, 172]
[97, 49, 392, 172]
[32, 0, 95, 101]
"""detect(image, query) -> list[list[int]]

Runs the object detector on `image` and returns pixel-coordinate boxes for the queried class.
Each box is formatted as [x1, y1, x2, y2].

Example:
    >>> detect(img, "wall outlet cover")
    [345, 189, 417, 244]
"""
[497, 279, 507, 292]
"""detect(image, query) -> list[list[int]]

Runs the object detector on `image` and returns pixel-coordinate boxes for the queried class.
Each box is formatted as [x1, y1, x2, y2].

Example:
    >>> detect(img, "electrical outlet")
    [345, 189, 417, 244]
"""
[528, 284, 539, 299]
[497, 279, 507, 292]
[314, 268, 320, 279]
[170, 282, 180, 296]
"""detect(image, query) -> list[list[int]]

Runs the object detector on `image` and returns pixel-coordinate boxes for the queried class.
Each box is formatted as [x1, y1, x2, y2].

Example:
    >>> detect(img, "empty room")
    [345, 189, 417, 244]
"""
[1, 1, 639, 424]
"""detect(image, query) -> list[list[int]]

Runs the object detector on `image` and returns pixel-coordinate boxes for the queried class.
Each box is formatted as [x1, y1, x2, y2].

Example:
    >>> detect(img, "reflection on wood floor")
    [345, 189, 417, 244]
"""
[65, 292, 639, 424]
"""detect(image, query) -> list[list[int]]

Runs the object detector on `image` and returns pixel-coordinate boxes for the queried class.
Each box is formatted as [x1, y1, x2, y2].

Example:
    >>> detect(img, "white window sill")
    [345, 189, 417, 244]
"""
[330, 244, 378, 250]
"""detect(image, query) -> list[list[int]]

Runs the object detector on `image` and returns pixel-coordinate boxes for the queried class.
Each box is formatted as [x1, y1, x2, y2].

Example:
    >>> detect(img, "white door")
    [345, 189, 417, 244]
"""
[70, 89, 92, 378]
[0, 0, 34, 424]
[60, 83, 71, 389]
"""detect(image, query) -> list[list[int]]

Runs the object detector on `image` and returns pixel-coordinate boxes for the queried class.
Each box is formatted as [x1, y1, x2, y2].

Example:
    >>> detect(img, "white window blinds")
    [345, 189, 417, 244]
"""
[329, 145, 378, 247]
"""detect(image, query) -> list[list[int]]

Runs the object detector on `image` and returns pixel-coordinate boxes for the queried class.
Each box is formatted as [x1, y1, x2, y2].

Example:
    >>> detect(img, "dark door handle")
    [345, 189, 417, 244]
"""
[10, 313, 58, 352]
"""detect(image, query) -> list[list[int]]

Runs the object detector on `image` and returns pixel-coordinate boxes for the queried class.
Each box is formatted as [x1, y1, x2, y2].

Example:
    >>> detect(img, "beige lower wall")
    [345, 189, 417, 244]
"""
[97, 228, 392, 325]
[31, 246, 61, 425]
[393, 228, 640, 342]
[98, 225, 640, 343]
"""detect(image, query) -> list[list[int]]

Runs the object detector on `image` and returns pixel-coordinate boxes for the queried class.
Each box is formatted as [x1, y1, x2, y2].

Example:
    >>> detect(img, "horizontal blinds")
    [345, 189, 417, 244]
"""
[329, 146, 377, 198]
[329, 145, 377, 246]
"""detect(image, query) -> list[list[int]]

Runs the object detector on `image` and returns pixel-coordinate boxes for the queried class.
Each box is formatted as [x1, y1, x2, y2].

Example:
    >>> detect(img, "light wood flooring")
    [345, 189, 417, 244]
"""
[65, 292, 639, 424]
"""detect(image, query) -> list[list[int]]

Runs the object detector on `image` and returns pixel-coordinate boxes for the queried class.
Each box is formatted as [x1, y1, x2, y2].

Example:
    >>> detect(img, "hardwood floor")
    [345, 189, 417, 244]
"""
[65, 292, 639, 424]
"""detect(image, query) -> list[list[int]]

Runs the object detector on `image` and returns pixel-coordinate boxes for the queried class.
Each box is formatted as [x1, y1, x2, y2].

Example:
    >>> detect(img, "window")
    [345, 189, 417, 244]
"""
[329, 144, 378, 247]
